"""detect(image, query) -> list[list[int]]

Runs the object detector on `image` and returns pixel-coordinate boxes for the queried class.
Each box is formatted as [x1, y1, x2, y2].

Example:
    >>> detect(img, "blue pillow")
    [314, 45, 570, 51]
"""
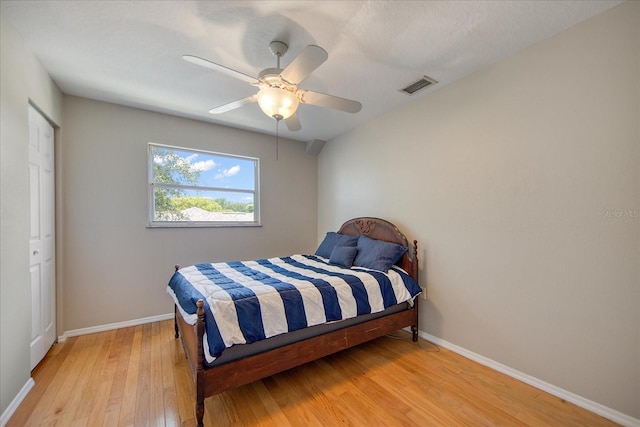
[329, 245, 359, 268]
[353, 235, 407, 272]
[315, 232, 358, 258]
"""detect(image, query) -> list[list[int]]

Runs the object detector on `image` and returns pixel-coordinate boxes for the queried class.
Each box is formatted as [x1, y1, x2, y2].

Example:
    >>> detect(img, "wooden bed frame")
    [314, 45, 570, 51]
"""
[173, 217, 420, 426]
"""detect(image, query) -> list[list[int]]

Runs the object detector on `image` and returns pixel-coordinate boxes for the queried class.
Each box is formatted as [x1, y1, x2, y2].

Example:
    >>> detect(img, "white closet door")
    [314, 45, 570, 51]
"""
[28, 105, 56, 370]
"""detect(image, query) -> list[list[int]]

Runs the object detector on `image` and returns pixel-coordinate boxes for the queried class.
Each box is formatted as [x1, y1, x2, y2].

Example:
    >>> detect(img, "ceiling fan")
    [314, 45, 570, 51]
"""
[183, 41, 362, 132]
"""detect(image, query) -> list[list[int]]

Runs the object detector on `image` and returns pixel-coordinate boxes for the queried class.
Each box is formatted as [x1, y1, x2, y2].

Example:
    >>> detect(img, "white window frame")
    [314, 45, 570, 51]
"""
[148, 143, 260, 228]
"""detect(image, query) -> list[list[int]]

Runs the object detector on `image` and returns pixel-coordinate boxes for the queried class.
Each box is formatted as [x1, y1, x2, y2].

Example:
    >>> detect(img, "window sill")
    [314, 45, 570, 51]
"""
[147, 221, 262, 229]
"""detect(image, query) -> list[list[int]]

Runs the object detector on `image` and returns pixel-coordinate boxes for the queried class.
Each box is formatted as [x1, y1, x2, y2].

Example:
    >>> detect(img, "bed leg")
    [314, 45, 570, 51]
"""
[411, 306, 419, 342]
[196, 402, 204, 427]
[412, 304, 419, 342]
[174, 265, 181, 339]
[195, 299, 206, 426]
[411, 240, 419, 343]
[174, 306, 179, 338]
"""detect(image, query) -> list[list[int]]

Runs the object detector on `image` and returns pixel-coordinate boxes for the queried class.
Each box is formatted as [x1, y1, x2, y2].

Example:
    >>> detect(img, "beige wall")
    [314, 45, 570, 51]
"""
[318, 1, 639, 419]
[60, 96, 318, 331]
[0, 18, 63, 417]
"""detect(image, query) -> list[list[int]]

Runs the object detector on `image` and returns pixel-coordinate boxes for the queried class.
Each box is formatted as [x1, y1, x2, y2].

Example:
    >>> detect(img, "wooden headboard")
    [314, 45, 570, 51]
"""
[337, 217, 419, 283]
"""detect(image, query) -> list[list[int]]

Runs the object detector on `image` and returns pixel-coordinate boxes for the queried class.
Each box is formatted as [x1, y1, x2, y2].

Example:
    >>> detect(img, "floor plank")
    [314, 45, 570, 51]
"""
[6, 320, 619, 426]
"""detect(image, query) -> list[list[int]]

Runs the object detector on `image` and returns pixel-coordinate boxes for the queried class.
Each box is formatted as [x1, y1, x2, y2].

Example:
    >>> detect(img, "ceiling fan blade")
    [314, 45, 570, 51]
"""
[300, 90, 362, 113]
[209, 94, 257, 114]
[284, 113, 301, 131]
[183, 55, 256, 84]
[280, 45, 328, 85]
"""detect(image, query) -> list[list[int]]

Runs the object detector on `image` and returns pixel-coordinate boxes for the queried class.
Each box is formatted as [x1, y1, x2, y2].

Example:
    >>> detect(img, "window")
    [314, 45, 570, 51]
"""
[148, 143, 260, 227]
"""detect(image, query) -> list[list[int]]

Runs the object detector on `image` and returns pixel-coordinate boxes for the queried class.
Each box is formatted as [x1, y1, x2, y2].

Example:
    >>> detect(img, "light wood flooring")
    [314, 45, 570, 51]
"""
[7, 320, 617, 426]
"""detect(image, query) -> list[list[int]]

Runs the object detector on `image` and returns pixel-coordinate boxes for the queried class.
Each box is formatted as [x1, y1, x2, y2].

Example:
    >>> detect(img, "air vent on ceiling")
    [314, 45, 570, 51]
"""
[400, 76, 438, 95]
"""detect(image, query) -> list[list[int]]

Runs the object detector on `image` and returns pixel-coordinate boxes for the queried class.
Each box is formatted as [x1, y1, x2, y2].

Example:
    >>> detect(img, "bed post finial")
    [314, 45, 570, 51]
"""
[412, 240, 418, 278]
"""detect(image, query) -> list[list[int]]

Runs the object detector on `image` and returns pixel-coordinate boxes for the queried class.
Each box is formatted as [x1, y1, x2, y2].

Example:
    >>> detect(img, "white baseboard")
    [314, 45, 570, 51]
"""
[418, 331, 640, 427]
[0, 378, 34, 427]
[58, 312, 174, 342]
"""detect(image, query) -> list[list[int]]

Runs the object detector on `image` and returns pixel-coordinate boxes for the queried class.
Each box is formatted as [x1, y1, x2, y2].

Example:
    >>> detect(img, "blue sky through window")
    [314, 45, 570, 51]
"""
[152, 145, 256, 203]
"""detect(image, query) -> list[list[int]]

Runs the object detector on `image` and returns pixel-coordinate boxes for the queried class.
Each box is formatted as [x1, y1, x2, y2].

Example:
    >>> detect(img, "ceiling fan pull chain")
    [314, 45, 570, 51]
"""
[275, 119, 279, 161]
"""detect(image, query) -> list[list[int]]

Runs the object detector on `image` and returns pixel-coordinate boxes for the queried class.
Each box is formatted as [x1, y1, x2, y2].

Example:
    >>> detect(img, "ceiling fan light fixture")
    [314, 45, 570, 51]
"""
[257, 87, 299, 120]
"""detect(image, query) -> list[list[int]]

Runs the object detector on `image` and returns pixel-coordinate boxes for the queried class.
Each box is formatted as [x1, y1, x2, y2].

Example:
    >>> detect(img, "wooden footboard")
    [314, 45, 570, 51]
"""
[175, 304, 200, 378]
[175, 300, 418, 426]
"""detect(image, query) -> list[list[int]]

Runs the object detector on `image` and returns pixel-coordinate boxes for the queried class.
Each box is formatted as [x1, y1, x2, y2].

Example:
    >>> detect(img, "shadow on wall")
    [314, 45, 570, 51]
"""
[417, 246, 443, 338]
[421, 299, 442, 338]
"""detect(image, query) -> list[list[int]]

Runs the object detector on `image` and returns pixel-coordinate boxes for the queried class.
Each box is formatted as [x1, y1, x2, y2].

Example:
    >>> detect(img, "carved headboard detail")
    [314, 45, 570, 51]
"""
[337, 217, 418, 281]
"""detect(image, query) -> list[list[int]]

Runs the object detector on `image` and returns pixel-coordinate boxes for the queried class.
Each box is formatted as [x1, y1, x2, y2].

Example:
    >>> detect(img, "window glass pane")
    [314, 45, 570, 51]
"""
[149, 143, 259, 227]
[153, 187, 255, 222]
[152, 146, 255, 190]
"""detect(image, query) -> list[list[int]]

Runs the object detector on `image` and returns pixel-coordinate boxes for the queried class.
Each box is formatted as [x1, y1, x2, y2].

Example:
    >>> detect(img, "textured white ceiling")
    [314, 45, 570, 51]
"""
[1, 0, 622, 143]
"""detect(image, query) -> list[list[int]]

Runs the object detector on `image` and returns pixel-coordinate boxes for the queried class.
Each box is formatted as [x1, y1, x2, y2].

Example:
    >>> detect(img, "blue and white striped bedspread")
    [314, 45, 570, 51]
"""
[167, 254, 421, 363]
